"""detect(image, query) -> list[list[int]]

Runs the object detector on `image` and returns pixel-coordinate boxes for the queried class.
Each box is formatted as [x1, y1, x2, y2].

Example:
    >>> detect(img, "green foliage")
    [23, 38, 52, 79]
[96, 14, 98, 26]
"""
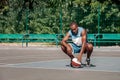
[0, 0, 119, 34]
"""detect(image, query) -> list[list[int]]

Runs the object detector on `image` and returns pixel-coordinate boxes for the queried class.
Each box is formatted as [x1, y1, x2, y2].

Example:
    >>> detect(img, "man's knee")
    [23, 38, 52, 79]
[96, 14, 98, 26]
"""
[65, 45, 72, 54]
[61, 45, 66, 51]
[86, 43, 93, 51]
[67, 48, 72, 53]
[89, 43, 93, 48]
[88, 43, 93, 51]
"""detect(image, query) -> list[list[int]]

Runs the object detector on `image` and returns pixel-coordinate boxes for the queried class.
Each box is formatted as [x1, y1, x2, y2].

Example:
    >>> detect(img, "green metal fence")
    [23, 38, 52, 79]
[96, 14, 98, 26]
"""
[0, 1, 120, 47]
[0, 33, 119, 47]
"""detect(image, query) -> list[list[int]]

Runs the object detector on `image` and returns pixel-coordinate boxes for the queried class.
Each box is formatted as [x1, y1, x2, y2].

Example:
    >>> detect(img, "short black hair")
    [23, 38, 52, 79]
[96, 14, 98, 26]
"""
[70, 22, 78, 27]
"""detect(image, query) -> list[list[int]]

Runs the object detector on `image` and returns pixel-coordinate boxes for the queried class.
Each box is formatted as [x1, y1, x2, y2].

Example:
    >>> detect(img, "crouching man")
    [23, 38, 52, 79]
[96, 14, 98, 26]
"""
[61, 22, 93, 67]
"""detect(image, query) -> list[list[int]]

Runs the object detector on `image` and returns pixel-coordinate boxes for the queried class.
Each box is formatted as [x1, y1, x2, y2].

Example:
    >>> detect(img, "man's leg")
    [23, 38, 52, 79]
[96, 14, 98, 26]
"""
[61, 44, 74, 60]
[86, 43, 93, 59]
[85, 43, 93, 65]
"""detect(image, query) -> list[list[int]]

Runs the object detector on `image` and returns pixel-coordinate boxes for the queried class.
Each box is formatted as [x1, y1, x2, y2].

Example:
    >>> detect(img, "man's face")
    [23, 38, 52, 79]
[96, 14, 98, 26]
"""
[70, 24, 78, 35]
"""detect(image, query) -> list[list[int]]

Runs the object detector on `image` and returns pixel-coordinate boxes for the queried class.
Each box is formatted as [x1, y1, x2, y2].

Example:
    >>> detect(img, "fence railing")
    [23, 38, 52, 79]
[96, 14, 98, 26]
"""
[0, 34, 120, 47]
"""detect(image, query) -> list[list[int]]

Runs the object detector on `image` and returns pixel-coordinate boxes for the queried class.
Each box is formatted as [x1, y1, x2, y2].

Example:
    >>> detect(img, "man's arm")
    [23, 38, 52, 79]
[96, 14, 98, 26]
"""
[77, 29, 87, 61]
[61, 32, 70, 48]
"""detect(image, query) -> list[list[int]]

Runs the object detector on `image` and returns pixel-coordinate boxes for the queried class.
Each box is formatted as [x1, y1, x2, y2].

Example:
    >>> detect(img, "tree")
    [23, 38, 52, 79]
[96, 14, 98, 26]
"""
[0, 0, 119, 34]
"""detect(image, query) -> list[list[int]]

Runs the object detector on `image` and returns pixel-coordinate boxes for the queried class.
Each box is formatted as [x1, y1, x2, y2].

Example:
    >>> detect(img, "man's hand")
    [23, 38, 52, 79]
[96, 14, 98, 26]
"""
[77, 29, 87, 61]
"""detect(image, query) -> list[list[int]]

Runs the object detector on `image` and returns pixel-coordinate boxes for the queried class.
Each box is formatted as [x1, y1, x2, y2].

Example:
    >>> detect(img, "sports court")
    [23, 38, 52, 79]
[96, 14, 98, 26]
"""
[0, 46, 120, 80]
[0, 0, 120, 80]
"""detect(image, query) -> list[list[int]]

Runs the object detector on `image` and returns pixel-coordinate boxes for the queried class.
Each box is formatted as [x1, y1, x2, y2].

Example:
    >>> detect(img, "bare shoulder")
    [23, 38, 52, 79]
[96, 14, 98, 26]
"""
[81, 29, 87, 36]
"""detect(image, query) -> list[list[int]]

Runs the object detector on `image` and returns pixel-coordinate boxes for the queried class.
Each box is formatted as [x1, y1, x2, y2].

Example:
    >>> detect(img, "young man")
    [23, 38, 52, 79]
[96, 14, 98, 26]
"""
[61, 22, 93, 67]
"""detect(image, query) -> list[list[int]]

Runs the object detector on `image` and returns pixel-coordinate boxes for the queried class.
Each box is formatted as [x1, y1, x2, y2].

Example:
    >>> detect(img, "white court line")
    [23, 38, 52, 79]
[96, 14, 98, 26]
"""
[2, 59, 69, 66]
[0, 47, 119, 51]
[0, 47, 119, 52]
[0, 63, 9, 65]
[0, 58, 120, 73]
[1, 63, 120, 73]
[0, 55, 56, 60]
[5, 66, 120, 73]
[0, 47, 60, 50]
[93, 50, 120, 52]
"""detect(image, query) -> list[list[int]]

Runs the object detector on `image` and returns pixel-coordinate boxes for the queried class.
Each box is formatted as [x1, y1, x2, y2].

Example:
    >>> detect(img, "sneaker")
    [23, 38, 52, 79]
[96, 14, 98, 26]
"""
[86, 58, 90, 66]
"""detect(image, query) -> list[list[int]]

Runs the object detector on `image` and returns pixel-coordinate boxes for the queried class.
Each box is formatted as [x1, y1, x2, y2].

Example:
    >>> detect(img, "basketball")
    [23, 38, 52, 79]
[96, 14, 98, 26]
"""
[71, 58, 81, 68]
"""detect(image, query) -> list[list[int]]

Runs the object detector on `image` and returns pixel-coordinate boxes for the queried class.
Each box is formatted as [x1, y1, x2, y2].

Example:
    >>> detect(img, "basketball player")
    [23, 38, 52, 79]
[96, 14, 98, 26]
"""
[61, 22, 93, 67]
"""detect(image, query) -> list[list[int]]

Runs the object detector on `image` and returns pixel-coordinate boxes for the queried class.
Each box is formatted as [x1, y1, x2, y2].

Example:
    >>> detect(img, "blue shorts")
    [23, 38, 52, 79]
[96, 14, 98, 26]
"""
[69, 43, 82, 54]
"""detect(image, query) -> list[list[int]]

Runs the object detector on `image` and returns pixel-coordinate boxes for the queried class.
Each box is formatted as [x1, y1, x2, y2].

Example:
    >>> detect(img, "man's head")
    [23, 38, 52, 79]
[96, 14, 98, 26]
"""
[70, 22, 78, 35]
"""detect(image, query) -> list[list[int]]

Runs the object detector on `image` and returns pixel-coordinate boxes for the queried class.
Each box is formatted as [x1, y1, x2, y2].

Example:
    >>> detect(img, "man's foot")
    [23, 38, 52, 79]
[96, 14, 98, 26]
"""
[86, 58, 90, 66]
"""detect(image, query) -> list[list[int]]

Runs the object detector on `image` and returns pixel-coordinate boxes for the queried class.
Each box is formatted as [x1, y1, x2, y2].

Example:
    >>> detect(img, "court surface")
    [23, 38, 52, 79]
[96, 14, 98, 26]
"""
[0, 46, 120, 80]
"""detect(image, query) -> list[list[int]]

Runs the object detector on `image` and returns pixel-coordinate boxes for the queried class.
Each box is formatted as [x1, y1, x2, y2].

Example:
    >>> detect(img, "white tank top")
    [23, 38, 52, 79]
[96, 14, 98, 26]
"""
[68, 27, 84, 46]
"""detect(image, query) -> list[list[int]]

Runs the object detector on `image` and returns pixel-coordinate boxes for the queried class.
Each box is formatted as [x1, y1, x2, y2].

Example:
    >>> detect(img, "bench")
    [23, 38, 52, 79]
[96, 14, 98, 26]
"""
[93, 34, 120, 42]
[87, 34, 95, 42]
[0, 34, 23, 42]
[0, 34, 59, 47]
[87, 33, 120, 46]
[55, 33, 120, 46]
[0, 34, 119, 47]
[22, 34, 59, 47]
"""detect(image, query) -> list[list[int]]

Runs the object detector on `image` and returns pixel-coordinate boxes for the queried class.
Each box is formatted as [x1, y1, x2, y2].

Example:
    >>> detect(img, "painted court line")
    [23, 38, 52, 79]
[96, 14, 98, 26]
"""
[1, 57, 120, 73]
[0, 63, 9, 65]
[0, 55, 55, 60]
